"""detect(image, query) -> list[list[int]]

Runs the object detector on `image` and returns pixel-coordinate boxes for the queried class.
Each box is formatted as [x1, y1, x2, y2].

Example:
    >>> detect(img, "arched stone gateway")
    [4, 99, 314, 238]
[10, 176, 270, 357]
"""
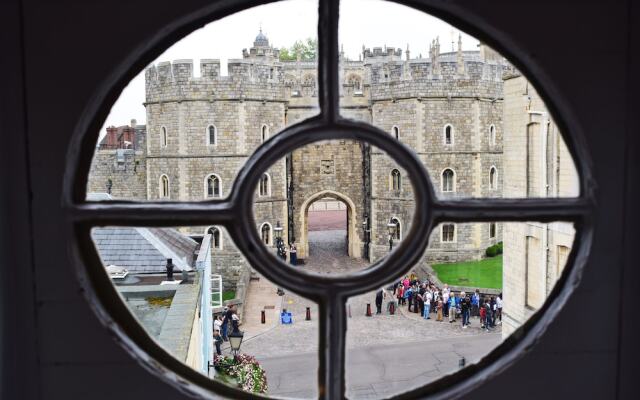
[298, 190, 362, 260]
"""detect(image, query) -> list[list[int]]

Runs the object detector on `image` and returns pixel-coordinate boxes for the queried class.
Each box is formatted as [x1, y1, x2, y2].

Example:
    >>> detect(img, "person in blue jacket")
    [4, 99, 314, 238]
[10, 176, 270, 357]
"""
[448, 292, 458, 323]
[471, 289, 480, 317]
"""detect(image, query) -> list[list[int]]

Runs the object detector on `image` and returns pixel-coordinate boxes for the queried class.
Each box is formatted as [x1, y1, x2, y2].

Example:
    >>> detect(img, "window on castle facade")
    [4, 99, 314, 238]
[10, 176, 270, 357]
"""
[391, 217, 401, 240]
[259, 173, 270, 197]
[207, 227, 222, 250]
[261, 124, 269, 142]
[390, 168, 401, 191]
[489, 124, 496, 146]
[490, 223, 496, 238]
[348, 74, 362, 90]
[392, 126, 399, 139]
[442, 224, 456, 242]
[159, 175, 169, 198]
[261, 223, 271, 246]
[490, 167, 498, 190]
[444, 124, 453, 145]
[442, 168, 455, 192]
[161, 126, 168, 147]
[207, 125, 217, 146]
[206, 174, 221, 198]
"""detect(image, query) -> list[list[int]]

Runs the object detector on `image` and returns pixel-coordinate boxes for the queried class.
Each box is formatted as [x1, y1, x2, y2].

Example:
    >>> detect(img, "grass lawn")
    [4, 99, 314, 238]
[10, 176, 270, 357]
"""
[222, 291, 236, 302]
[212, 291, 236, 305]
[432, 255, 502, 289]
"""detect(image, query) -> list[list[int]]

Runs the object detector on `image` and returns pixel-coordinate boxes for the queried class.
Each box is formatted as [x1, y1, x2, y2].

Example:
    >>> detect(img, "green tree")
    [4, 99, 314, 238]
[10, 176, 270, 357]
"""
[279, 38, 318, 61]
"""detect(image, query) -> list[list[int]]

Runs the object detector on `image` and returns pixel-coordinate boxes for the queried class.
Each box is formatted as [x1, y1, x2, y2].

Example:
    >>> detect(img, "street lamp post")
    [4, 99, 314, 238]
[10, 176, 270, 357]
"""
[274, 221, 286, 296]
[362, 214, 369, 260]
[228, 330, 244, 360]
[274, 221, 285, 261]
[387, 220, 397, 252]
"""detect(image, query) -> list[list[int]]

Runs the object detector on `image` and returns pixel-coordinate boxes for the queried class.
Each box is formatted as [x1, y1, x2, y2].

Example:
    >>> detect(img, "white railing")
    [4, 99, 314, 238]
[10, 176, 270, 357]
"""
[196, 234, 214, 376]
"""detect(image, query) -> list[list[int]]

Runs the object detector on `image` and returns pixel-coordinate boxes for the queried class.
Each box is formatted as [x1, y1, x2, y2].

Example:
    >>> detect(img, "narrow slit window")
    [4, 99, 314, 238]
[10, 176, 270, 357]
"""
[391, 169, 401, 191]
[159, 175, 169, 199]
[207, 125, 217, 146]
[444, 124, 453, 145]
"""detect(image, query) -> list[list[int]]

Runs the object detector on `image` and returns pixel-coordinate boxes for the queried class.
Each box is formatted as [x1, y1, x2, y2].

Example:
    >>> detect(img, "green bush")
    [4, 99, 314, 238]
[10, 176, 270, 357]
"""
[486, 245, 497, 257]
[486, 241, 504, 257]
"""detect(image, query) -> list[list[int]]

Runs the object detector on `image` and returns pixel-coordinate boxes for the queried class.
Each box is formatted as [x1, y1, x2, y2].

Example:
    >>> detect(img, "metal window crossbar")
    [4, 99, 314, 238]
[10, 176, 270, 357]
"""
[63, 0, 596, 399]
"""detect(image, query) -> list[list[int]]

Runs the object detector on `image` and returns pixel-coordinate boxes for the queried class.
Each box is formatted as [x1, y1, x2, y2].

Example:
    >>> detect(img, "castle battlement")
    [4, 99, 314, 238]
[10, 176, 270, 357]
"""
[363, 46, 403, 60]
[144, 33, 511, 105]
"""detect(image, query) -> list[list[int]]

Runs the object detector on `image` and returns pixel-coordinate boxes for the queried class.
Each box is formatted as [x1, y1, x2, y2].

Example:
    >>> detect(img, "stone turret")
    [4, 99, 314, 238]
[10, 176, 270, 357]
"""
[430, 37, 441, 76]
[456, 34, 465, 75]
[242, 29, 280, 61]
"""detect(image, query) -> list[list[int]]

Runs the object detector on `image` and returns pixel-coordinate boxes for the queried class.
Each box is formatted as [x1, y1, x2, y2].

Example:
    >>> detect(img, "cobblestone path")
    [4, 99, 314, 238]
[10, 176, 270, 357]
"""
[240, 230, 501, 359]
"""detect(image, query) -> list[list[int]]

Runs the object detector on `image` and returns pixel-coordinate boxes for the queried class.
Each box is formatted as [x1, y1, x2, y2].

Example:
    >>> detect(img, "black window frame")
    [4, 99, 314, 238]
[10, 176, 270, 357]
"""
[62, 0, 596, 399]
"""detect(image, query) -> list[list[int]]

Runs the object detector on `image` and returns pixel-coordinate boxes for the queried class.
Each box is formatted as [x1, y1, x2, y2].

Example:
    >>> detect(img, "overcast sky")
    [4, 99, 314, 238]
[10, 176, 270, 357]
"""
[101, 0, 480, 135]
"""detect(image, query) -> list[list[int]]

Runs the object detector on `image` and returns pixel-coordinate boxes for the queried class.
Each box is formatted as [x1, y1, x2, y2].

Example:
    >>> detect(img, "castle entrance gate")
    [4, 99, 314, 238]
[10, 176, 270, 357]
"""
[298, 190, 361, 260]
[289, 140, 367, 262]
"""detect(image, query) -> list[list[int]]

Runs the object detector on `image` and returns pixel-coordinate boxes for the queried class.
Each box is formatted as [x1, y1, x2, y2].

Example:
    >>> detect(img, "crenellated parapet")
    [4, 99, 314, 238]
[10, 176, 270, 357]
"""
[145, 59, 288, 104]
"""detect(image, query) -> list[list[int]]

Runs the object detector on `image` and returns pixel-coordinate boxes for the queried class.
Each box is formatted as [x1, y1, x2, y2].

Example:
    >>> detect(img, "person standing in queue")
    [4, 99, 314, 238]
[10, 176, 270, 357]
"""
[289, 243, 297, 266]
[375, 288, 385, 314]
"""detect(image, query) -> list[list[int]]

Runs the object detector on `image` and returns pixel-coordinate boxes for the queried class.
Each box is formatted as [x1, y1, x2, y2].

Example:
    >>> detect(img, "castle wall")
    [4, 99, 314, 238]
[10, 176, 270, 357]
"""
[87, 149, 147, 199]
[502, 74, 578, 338]
[290, 140, 366, 259]
[89, 40, 512, 290]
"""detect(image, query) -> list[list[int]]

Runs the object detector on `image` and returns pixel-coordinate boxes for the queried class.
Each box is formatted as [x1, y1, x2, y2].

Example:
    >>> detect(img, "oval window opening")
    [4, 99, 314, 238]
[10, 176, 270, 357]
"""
[72, 0, 592, 398]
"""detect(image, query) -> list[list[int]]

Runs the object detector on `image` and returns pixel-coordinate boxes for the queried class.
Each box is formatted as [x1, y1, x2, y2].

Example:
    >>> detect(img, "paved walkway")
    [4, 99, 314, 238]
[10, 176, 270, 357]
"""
[261, 334, 500, 399]
[308, 209, 347, 231]
[232, 230, 502, 398]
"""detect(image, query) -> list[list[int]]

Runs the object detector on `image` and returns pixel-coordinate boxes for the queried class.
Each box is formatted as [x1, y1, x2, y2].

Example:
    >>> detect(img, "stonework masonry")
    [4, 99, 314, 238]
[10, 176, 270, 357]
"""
[89, 32, 513, 290]
[502, 73, 579, 338]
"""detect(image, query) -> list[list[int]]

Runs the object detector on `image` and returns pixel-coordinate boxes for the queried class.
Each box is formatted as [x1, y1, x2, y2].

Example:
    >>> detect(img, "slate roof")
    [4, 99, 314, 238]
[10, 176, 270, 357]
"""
[92, 227, 198, 274]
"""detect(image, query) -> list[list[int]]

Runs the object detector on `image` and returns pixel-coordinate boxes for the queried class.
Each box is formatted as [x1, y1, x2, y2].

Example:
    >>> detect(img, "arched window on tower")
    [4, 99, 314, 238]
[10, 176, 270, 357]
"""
[261, 223, 272, 246]
[207, 125, 217, 146]
[391, 217, 401, 240]
[442, 168, 455, 192]
[259, 173, 271, 197]
[392, 126, 400, 140]
[261, 125, 269, 142]
[489, 223, 496, 239]
[390, 169, 401, 191]
[489, 124, 496, 146]
[444, 124, 454, 145]
[161, 126, 168, 147]
[205, 174, 221, 198]
[206, 227, 222, 250]
[159, 175, 169, 199]
[490, 166, 498, 190]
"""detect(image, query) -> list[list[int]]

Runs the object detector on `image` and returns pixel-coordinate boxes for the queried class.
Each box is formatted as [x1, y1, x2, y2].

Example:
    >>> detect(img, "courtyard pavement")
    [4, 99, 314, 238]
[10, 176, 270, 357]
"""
[226, 229, 502, 398]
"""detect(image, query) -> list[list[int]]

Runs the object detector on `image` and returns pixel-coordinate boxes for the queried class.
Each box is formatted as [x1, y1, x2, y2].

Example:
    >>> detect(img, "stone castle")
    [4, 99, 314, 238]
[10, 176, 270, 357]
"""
[89, 30, 511, 290]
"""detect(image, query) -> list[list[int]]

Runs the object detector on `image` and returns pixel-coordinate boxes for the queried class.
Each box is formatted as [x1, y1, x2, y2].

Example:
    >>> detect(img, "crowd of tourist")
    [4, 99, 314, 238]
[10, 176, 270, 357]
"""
[385, 275, 503, 331]
[213, 305, 241, 355]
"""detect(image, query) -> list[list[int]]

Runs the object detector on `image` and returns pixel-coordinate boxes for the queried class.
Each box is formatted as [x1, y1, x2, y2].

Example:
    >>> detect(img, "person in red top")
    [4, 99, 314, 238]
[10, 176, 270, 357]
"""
[479, 302, 487, 329]
[396, 283, 405, 305]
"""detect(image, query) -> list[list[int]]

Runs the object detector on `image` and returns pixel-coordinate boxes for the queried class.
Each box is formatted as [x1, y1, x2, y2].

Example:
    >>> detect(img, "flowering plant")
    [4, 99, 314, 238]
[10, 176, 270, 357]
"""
[214, 354, 268, 394]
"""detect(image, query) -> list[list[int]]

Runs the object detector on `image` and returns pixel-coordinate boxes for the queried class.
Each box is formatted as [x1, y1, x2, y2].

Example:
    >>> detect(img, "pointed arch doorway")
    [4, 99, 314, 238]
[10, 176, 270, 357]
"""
[298, 190, 362, 261]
